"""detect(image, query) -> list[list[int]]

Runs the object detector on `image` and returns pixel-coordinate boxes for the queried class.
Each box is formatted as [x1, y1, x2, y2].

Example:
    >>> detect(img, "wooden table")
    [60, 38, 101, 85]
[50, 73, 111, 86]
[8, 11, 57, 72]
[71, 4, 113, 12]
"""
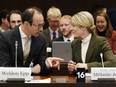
[0, 76, 116, 87]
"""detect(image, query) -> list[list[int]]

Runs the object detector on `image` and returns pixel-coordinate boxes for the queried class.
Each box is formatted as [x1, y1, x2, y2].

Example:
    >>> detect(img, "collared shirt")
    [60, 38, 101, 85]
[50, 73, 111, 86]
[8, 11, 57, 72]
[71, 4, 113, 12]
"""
[19, 25, 31, 51]
[0, 26, 5, 32]
[63, 35, 75, 42]
[81, 34, 92, 63]
[49, 27, 59, 40]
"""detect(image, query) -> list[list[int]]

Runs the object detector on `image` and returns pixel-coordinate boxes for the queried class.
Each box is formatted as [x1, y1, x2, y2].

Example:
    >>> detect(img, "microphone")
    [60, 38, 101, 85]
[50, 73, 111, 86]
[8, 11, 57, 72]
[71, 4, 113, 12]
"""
[100, 53, 104, 68]
[15, 41, 18, 67]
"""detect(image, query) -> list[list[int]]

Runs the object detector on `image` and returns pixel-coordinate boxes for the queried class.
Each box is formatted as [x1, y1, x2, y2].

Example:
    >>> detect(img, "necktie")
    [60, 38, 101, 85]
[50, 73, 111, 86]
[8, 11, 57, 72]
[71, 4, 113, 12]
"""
[67, 39, 70, 42]
[52, 31, 56, 40]
[23, 37, 30, 61]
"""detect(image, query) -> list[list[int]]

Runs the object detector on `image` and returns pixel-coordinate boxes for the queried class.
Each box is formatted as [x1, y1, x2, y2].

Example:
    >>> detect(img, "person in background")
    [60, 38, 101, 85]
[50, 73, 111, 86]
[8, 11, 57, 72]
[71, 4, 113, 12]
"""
[49, 15, 74, 57]
[107, 8, 116, 31]
[42, 6, 62, 47]
[68, 11, 116, 75]
[0, 10, 10, 32]
[7, 10, 22, 29]
[0, 7, 64, 75]
[94, 11, 116, 54]
[54, 15, 74, 42]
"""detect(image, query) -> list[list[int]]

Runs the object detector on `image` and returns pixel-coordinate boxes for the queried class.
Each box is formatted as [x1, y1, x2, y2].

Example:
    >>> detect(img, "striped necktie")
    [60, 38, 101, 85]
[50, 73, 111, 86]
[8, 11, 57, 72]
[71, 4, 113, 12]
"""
[23, 37, 30, 61]
[52, 31, 56, 40]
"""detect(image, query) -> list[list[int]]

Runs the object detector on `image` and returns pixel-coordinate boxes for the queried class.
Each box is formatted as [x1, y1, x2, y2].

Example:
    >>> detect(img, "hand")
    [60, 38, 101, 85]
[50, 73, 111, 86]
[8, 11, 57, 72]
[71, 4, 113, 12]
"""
[68, 60, 76, 72]
[75, 63, 88, 70]
[31, 64, 41, 74]
[46, 57, 64, 68]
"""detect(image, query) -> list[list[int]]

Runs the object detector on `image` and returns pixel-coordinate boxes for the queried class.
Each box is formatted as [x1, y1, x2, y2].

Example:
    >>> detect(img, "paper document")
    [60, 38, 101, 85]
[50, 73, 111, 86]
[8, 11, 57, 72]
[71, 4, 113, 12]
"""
[25, 78, 51, 83]
[86, 73, 91, 77]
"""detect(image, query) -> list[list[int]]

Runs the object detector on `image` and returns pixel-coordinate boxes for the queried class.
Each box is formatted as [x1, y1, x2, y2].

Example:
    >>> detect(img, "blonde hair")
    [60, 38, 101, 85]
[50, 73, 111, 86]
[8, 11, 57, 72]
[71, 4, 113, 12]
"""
[71, 11, 95, 33]
[61, 15, 71, 20]
[47, 6, 62, 18]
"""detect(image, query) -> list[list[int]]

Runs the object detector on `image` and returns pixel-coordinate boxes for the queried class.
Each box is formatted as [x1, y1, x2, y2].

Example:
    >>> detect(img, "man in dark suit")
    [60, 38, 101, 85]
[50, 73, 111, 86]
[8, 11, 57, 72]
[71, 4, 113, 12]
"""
[42, 6, 62, 57]
[0, 7, 63, 75]
[68, 11, 116, 74]
[42, 6, 62, 47]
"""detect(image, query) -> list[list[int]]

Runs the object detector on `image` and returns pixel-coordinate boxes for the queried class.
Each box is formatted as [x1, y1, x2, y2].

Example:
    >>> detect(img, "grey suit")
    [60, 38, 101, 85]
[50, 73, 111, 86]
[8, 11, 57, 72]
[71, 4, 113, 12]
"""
[71, 34, 116, 72]
[42, 28, 62, 47]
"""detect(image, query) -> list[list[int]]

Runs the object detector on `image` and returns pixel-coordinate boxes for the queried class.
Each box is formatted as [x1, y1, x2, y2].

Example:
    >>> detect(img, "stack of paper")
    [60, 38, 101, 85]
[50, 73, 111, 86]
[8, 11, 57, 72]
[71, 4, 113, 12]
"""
[25, 78, 51, 83]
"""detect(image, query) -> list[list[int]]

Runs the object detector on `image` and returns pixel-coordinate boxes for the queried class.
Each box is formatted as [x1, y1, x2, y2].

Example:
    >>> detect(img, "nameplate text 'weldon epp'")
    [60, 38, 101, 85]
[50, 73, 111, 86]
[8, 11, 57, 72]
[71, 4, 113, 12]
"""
[0, 67, 32, 81]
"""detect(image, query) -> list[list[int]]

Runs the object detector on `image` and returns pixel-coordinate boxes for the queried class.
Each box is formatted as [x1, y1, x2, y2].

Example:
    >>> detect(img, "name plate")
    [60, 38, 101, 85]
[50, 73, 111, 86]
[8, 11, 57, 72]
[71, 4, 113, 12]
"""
[0, 67, 32, 81]
[47, 47, 52, 52]
[91, 67, 116, 81]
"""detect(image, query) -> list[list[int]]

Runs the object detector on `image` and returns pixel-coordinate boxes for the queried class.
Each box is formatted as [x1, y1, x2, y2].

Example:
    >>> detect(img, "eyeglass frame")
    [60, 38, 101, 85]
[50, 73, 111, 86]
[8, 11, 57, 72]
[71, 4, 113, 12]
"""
[32, 22, 45, 29]
[11, 20, 22, 24]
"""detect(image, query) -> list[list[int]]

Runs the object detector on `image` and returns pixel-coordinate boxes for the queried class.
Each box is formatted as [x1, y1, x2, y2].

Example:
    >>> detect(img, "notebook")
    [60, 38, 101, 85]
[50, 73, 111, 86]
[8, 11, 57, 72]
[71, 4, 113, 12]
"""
[52, 41, 72, 62]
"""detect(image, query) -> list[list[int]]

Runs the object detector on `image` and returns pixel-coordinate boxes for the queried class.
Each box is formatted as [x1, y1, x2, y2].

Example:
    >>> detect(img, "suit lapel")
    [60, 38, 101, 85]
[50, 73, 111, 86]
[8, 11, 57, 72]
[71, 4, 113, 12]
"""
[28, 36, 36, 58]
[73, 40, 82, 62]
[46, 29, 51, 41]
[13, 28, 24, 65]
[85, 34, 96, 63]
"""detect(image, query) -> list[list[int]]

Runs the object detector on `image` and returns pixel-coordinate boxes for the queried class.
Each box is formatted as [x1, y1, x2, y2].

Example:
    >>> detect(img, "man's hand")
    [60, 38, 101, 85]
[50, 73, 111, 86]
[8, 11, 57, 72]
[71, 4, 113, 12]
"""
[31, 64, 41, 74]
[46, 57, 64, 69]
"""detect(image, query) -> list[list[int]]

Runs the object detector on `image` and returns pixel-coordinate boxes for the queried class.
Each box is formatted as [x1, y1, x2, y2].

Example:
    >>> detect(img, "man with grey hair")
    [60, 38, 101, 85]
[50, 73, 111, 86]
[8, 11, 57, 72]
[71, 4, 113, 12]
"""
[42, 6, 62, 47]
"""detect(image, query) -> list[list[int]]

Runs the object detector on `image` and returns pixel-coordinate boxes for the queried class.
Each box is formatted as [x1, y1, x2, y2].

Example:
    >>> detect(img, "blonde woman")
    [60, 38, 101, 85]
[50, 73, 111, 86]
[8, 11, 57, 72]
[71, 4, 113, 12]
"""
[68, 11, 116, 74]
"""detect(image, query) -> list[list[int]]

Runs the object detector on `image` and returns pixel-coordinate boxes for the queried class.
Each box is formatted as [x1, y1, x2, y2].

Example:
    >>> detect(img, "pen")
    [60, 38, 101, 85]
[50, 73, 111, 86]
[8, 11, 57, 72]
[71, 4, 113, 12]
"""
[58, 65, 60, 70]
[68, 60, 76, 65]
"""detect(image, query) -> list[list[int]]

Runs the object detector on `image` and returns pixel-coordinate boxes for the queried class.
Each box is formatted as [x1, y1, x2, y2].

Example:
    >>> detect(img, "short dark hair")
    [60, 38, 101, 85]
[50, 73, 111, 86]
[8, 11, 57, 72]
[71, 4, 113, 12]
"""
[7, 10, 22, 22]
[22, 7, 42, 25]
[0, 10, 9, 25]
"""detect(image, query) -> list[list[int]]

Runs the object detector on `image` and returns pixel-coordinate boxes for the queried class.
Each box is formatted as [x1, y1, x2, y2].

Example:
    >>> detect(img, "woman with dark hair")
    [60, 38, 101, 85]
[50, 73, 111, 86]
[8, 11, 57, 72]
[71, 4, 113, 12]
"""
[94, 12, 116, 54]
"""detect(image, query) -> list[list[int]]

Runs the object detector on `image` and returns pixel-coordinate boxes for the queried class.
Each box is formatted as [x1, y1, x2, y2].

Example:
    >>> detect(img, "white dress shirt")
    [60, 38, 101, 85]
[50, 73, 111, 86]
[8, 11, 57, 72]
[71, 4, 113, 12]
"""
[63, 35, 74, 42]
[49, 27, 59, 40]
[0, 26, 5, 32]
[19, 26, 31, 51]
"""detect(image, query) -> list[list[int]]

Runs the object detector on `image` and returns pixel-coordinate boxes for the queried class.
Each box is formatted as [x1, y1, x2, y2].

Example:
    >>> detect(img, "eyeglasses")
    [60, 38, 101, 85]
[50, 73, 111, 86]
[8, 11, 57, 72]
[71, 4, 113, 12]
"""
[48, 19, 59, 23]
[11, 20, 22, 24]
[32, 23, 45, 29]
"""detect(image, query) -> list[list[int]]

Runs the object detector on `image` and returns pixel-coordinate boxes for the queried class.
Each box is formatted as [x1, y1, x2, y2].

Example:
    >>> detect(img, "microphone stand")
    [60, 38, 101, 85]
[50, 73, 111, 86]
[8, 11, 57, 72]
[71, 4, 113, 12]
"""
[100, 53, 104, 68]
[15, 41, 18, 67]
